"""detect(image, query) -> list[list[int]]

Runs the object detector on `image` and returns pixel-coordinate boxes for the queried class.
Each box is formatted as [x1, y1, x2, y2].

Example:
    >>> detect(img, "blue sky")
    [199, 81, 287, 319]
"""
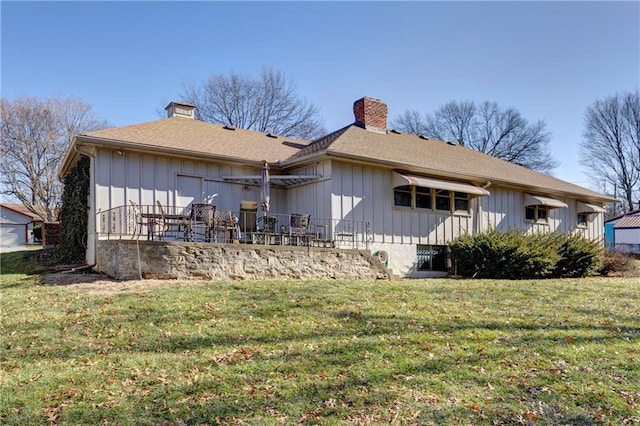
[2, 1, 638, 188]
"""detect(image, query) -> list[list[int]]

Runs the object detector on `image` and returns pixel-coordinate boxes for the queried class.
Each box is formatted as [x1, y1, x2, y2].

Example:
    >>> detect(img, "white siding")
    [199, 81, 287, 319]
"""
[90, 149, 607, 277]
[615, 228, 640, 245]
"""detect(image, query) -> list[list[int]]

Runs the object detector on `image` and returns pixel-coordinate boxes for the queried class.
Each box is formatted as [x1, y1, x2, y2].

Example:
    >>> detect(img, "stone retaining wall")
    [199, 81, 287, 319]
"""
[96, 240, 390, 281]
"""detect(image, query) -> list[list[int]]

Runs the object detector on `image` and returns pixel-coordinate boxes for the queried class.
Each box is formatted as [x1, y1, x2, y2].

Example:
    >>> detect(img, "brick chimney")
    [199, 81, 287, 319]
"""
[353, 97, 387, 133]
[165, 101, 196, 119]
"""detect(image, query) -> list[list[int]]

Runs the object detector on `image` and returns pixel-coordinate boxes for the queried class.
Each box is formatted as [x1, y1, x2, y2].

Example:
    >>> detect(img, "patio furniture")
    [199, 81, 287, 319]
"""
[213, 210, 237, 243]
[186, 203, 215, 242]
[255, 215, 278, 244]
[311, 223, 334, 248]
[156, 200, 188, 240]
[289, 213, 311, 246]
[238, 201, 257, 243]
[129, 200, 166, 240]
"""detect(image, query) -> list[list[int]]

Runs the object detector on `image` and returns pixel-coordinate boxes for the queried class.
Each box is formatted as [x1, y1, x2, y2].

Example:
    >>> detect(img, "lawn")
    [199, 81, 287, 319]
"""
[1, 250, 639, 425]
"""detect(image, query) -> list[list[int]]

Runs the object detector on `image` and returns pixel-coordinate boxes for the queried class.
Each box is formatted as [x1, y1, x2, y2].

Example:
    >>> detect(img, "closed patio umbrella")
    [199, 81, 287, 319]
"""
[260, 161, 270, 213]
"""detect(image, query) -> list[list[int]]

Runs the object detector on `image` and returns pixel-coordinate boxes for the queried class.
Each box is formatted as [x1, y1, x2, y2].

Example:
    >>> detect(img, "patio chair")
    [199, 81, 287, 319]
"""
[157, 200, 183, 240]
[213, 209, 237, 243]
[256, 215, 278, 245]
[129, 200, 166, 240]
[290, 213, 311, 246]
[187, 203, 215, 242]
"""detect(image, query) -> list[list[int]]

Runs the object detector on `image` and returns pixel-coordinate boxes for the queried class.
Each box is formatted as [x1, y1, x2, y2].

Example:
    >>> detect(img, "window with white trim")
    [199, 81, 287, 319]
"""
[577, 212, 588, 227]
[393, 185, 412, 207]
[393, 186, 471, 213]
[415, 186, 432, 209]
[525, 205, 549, 222]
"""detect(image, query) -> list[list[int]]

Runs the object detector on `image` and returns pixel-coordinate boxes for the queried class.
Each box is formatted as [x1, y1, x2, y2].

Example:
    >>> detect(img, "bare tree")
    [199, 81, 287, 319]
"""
[180, 67, 325, 139]
[0, 96, 108, 220]
[581, 91, 640, 212]
[392, 100, 559, 174]
[390, 110, 428, 136]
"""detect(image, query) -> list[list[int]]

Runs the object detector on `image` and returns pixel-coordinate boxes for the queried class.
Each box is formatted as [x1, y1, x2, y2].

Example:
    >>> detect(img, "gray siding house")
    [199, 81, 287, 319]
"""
[59, 97, 614, 278]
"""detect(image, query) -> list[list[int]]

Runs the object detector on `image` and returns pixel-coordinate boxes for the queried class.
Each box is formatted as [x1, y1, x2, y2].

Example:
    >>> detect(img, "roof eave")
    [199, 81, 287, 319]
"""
[71, 134, 273, 169]
[283, 150, 615, 204]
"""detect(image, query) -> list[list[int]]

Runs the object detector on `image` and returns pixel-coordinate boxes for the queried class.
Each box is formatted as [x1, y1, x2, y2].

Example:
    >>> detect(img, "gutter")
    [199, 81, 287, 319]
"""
[74, 134, 278, 169]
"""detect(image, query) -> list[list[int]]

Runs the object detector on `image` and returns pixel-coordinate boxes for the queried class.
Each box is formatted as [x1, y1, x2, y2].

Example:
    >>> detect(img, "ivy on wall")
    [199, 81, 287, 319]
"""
[57, 155, 90, 264]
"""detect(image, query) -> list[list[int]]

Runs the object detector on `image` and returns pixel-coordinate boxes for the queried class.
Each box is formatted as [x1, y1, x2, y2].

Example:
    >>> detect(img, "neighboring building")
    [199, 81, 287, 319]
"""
[0, 203, 43, 250]
[605, 210, 640, 254]
[59, 97, 615, 277]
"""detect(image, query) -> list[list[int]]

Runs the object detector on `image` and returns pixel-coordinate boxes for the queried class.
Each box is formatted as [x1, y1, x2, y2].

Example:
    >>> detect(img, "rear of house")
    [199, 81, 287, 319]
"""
[59, 97, 614, 278]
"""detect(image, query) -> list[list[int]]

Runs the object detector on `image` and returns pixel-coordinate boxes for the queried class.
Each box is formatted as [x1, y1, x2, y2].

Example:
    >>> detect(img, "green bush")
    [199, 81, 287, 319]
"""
[450, 229, 602, 279]
[554, 234, 603, 278]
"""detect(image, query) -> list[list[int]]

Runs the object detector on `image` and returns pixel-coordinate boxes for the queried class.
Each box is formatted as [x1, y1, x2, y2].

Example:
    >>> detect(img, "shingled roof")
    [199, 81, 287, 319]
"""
[285, 124, 613, 203]
[73, 117, 309, 165]
[61, 98, 614, 204]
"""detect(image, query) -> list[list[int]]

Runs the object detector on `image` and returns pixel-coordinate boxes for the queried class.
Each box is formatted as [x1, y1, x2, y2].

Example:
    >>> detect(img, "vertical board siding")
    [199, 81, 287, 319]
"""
[93, 149, 606, 251]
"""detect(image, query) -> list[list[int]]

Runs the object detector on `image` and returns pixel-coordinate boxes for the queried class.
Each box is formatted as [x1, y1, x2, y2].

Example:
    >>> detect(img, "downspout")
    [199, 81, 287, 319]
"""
[75, 145, 97, 268]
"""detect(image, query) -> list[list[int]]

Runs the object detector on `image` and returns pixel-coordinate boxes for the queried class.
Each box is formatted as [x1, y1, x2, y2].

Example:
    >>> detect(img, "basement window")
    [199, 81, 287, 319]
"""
[417, 245, 447, 272]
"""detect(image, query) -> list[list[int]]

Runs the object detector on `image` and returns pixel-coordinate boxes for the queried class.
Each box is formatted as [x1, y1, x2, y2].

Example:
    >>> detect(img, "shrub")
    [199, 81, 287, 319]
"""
[450, 229, 560, 279]
[450, 230, 602, 279]
[554, 234, 603, 278]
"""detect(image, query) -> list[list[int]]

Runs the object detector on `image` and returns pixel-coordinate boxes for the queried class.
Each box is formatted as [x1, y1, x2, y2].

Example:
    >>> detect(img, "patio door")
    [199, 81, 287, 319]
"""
[176, 175, 202, 213]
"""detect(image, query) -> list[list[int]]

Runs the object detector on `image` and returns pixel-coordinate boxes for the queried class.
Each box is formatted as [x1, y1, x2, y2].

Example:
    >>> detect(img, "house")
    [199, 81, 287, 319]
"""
[605, 209, 640, 254]
[0, 203, 43, 251]
[59, 97, 615, 278]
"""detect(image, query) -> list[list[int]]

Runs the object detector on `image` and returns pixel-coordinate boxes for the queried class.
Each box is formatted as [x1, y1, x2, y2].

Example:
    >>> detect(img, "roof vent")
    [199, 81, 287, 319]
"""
[165, 102, 196, 119]
[223, 125, 236, 131]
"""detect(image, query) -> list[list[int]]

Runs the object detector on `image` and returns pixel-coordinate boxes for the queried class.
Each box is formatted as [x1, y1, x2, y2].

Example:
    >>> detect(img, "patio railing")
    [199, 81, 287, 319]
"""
[96, 204, 371, 250]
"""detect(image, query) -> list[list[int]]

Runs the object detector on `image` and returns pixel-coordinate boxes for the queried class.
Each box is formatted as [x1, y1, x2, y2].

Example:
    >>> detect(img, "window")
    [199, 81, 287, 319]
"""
[454, 192, 469, 211]
[417, 245, 447, 271]
[525, 205, 549, 222]
[435, 189, 451, 211]
[577, 212, 588, 226]
[415, 186, 432, 209]
[394, 185, 412, 207]
[394, 185, 471, 213]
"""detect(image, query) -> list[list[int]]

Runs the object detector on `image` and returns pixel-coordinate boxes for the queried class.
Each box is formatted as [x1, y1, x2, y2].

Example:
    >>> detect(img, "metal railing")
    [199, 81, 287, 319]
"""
[96, 204, 371, 249]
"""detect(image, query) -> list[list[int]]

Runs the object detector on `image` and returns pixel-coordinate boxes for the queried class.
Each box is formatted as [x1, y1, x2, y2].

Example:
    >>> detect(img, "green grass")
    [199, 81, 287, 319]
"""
[1, 251, 639, 425]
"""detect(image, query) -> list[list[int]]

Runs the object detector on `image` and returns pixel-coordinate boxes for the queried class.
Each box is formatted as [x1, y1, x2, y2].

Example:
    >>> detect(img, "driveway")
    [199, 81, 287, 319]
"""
[0, 245, 41, 254]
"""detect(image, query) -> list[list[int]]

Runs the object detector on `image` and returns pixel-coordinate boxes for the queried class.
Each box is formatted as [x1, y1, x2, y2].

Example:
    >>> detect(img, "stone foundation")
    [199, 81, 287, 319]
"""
[95, 240, 389, 281]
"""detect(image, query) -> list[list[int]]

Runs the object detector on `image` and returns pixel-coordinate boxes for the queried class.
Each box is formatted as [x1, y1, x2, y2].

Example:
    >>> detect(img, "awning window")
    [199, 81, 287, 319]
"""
[524, 194, 568, 209]
[392, 172, 490, 196]
[577, 202, 606, 214]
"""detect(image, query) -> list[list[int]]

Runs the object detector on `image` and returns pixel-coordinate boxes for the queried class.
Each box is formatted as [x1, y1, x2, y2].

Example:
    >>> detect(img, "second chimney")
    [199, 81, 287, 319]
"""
[353, 97, 387, 133]
[165, 101, 196, 119]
